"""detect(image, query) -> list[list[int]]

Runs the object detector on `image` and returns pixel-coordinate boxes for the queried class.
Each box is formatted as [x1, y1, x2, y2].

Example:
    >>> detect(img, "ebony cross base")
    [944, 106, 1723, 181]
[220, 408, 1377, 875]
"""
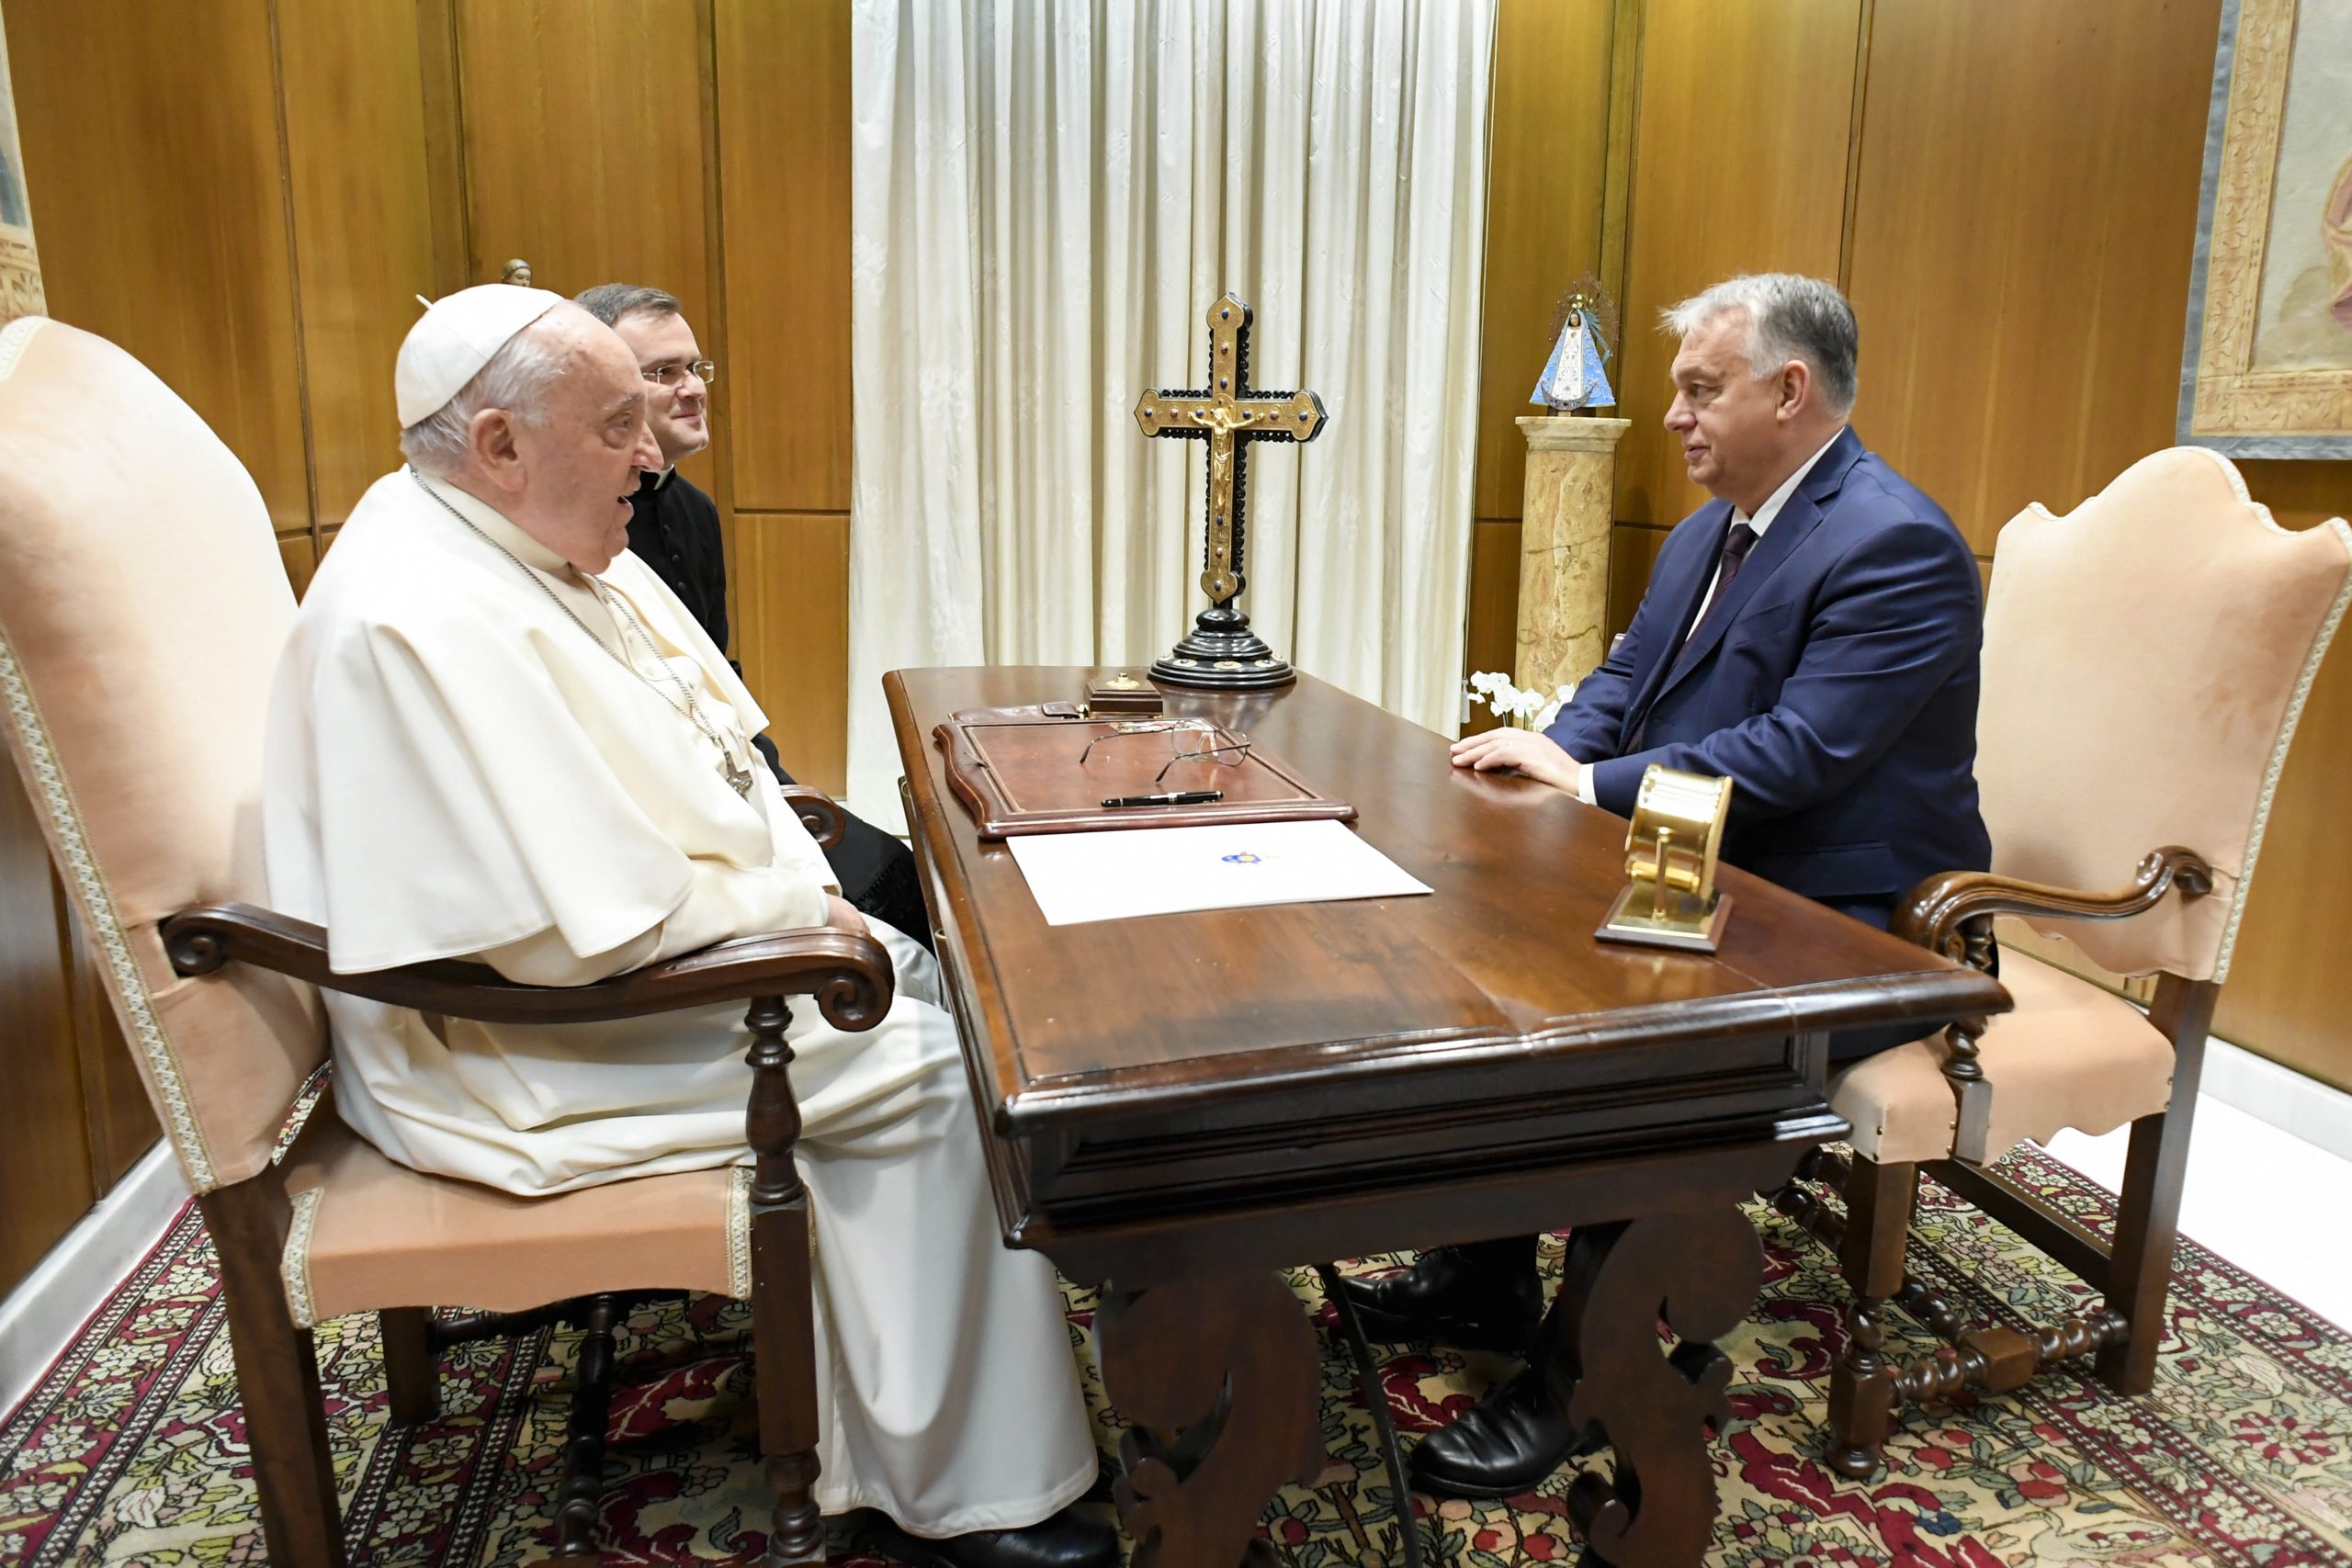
[1150, 602, 1296, 690]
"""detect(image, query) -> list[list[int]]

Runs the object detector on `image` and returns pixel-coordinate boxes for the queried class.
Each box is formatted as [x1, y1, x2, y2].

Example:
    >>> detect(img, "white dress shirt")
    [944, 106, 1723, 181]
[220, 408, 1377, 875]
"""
[1571, 426, 1847, 803]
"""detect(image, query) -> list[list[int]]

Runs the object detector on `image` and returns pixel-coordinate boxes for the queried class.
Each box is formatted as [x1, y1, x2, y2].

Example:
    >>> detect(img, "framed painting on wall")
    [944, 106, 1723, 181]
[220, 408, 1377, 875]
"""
[2180, 0, 2352, 459]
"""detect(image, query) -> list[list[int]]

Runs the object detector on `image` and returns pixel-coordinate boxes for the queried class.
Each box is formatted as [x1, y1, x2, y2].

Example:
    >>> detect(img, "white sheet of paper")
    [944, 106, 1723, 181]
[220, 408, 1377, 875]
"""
[1007, 818, 1433, 926]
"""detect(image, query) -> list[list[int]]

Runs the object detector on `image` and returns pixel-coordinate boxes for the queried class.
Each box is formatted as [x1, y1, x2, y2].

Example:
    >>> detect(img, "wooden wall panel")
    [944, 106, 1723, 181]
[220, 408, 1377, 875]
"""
[2241, 460, 2351, 535]
[1612, 0, 1861, 530]
[717, 0, 853, 514]
[277, 0, 440, 524]
[1606, 522, 1669, 637]
[455, 0, 709, 315]
[453, 0, 718, 494]
[1461, 520, 1523, 736]
[280, 533, 320, 600]
[737, 513, 851, 795]
[0, 759, 96, 1297]
[1471, 0, 1616, 524]
[1845, 0, 2222, 551]
[4, 0, 311, 534]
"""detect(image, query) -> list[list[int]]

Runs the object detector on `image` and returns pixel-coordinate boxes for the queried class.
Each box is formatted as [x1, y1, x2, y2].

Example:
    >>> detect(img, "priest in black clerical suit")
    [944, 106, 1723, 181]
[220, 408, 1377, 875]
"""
[1343, 274, 1992, 1501]
[577, 283, 932, 953]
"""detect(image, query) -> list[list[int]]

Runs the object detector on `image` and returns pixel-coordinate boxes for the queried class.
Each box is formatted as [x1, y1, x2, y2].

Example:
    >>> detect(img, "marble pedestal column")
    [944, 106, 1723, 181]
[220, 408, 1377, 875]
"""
[1514, 414, 1632, 697]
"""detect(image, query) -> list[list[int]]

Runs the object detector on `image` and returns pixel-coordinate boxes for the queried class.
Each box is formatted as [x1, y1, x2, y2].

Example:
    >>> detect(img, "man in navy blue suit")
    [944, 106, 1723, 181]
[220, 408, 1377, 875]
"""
[1343, 273, 1992, 1498]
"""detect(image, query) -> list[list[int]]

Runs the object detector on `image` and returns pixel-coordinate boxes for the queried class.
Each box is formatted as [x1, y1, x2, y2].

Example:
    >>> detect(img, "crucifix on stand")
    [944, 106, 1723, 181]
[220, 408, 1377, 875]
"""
[1136, 293, 1327, 690]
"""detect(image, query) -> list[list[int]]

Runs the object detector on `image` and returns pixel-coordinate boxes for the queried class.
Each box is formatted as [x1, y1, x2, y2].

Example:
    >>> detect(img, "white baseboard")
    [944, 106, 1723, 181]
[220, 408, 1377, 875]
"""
[2203, 1034, 2352, 1164]
[0, 1142, 189, 1421]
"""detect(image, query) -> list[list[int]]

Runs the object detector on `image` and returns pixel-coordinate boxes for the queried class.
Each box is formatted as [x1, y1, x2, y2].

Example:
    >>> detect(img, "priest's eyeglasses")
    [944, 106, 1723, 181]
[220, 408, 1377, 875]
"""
[644, 360, 718, 388]
[1077, 719, 1254, 784]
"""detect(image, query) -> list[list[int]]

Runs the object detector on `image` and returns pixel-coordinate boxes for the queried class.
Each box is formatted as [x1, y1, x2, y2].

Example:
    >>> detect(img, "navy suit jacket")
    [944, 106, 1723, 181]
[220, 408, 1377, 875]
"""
[1544, 427, 1991, 927]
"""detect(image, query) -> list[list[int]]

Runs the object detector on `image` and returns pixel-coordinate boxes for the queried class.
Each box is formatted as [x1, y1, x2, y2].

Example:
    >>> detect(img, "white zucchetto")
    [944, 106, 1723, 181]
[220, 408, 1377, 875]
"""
[394, 284, 568, 427]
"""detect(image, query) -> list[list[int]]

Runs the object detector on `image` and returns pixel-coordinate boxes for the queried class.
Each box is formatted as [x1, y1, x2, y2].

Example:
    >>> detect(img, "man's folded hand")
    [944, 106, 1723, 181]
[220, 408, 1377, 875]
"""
[1449, 727, 1585, 796]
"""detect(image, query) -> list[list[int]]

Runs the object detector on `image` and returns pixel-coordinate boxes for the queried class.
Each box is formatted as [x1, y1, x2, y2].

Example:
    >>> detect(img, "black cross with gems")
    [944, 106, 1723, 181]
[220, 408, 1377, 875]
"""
[1135, 292, 1327, 690]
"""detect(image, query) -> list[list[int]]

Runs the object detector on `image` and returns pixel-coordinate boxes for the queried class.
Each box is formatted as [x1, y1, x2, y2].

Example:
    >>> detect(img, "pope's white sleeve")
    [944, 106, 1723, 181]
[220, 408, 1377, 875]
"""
[475, 858, 833, 986]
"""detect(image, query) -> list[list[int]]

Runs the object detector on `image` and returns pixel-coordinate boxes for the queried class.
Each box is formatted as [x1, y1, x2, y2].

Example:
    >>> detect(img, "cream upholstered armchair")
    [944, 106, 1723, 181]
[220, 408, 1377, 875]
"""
[1774, 446, 2352, 1478]
[0, 317, 884, 1567]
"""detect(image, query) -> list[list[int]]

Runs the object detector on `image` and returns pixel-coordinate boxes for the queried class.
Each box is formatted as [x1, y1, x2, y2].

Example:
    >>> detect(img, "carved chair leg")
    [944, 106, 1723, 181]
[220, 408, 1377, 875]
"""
[199, 1183, 350, 1568]
[2098, 1108, 2193, 1395]
[547, 1294, 623, 1563]
[1825, 1156, 1917, 1480]
[379, 1307, 440, 1425]
[2095, 976, 2215, 1396]
[746, 996, 827, 1568]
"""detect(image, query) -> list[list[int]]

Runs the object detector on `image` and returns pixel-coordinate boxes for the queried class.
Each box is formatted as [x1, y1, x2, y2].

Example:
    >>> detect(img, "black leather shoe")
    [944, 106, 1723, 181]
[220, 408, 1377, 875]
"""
[1408, 1364, 1596, 1500]
[863, 1506, 1121, 1568]
[1330, 1239, 1542, 1352]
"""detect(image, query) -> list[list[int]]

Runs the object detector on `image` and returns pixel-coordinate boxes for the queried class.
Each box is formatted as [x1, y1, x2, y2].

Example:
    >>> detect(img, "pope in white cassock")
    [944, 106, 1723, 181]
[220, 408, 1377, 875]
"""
[262, 286, 1114, 1568]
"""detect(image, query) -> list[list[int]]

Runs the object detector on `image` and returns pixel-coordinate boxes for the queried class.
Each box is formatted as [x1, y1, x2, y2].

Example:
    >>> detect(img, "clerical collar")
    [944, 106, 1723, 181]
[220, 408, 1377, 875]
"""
[1736, 425, 1847, 537]
[410, 468, 573, 576]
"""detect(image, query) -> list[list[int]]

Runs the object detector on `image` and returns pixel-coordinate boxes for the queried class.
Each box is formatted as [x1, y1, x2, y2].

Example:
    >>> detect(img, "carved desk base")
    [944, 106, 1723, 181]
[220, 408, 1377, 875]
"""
[1075, 1148, 1803, 1568]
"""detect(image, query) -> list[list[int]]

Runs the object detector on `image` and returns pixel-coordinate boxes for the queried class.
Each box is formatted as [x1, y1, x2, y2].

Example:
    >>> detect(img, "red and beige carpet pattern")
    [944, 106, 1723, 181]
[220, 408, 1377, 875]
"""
[6, 1145, 2352, 1566]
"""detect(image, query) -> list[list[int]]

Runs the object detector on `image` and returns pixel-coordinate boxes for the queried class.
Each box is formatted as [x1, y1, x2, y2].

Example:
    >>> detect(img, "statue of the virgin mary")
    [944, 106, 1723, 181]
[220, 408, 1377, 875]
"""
[1532, 283, 1617, 412]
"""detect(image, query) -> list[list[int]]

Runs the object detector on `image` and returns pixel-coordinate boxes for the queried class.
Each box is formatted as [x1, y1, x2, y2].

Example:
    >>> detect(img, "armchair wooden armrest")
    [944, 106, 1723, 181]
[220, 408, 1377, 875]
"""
[1879, 847, 2214, 1160]
[161, 901, 893, 1030]
[776, 786, 850, 852]
[1893, 846, 2217, 967]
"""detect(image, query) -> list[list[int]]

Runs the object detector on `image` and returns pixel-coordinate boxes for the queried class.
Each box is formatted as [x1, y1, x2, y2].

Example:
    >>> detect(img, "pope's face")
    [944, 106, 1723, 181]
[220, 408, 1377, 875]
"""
[612, 309, 711, 467]
[505, 309, 664, 572]
[1663, 308, 1790, 511]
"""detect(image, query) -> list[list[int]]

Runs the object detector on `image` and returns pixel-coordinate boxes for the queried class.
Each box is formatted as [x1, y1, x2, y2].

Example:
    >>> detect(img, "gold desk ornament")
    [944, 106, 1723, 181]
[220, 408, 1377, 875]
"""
[1595, 765, 1736, 953]
[1135, 293, 1326, 690]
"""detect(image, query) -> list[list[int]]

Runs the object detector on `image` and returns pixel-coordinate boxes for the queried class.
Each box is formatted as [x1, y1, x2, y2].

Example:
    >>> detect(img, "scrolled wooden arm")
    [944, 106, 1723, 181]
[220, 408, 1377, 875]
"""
[776, 786, 849, 851]
[162, 901, 894, 1032]
[1886, 847, 2213, 1115]
[1893, 846, 2217, 965]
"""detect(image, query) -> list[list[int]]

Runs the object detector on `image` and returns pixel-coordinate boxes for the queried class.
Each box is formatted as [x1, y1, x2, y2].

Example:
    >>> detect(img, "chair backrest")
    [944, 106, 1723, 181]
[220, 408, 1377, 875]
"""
[0, 317, 321, 1195]
[1975, 446, 2352, 983]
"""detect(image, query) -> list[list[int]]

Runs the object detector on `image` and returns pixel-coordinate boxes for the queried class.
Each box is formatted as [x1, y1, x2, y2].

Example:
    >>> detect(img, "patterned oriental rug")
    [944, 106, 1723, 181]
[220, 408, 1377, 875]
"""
[6, 1144, 2352, 1567]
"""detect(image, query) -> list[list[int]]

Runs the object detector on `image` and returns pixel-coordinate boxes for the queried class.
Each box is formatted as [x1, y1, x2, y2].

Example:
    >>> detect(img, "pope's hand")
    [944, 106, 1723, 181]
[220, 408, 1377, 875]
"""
[824, 893, 898, 988]
[1449, 727, 1584, 795]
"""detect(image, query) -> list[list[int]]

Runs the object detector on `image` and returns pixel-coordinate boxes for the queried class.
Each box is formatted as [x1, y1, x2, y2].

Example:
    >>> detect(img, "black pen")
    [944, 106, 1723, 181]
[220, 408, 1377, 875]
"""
[1102, 789, 1224, 808]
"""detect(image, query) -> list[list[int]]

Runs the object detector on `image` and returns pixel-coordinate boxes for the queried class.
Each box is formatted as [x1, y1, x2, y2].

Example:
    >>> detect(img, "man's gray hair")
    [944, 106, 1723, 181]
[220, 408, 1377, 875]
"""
[398, 327, 571, 477]
[573, 282, 682, 329]
[1663, 274, 1859, 415]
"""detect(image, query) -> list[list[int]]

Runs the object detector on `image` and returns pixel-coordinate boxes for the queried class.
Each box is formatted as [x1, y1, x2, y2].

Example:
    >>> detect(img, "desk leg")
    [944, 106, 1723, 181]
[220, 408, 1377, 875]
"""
[1097, 1271, 1326, 1568]
[1539, 1208, 1764, 1568]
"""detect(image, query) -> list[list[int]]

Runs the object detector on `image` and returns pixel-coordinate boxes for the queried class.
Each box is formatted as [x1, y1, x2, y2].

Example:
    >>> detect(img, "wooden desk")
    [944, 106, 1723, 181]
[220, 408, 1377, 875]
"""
[886, 669, 2007, 1568]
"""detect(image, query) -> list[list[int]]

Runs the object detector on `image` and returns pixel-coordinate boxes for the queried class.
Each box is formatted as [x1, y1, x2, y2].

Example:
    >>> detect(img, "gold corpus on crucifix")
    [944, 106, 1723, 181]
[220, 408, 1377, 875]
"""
[1135, 293, 1327, 690]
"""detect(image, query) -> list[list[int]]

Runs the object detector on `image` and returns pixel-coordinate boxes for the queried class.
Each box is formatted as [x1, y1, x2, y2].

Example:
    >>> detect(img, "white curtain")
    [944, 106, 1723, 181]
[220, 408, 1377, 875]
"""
[848, 0, 1496, 828]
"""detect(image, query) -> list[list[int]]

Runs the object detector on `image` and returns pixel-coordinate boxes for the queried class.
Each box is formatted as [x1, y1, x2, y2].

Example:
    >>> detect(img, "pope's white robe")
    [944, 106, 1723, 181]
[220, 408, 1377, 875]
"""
[262, 468, 1095, 1535]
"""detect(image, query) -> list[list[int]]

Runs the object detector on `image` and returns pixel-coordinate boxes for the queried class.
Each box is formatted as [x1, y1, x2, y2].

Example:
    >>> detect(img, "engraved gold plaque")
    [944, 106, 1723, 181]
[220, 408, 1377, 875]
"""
[1596, 765, 1735, 953]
